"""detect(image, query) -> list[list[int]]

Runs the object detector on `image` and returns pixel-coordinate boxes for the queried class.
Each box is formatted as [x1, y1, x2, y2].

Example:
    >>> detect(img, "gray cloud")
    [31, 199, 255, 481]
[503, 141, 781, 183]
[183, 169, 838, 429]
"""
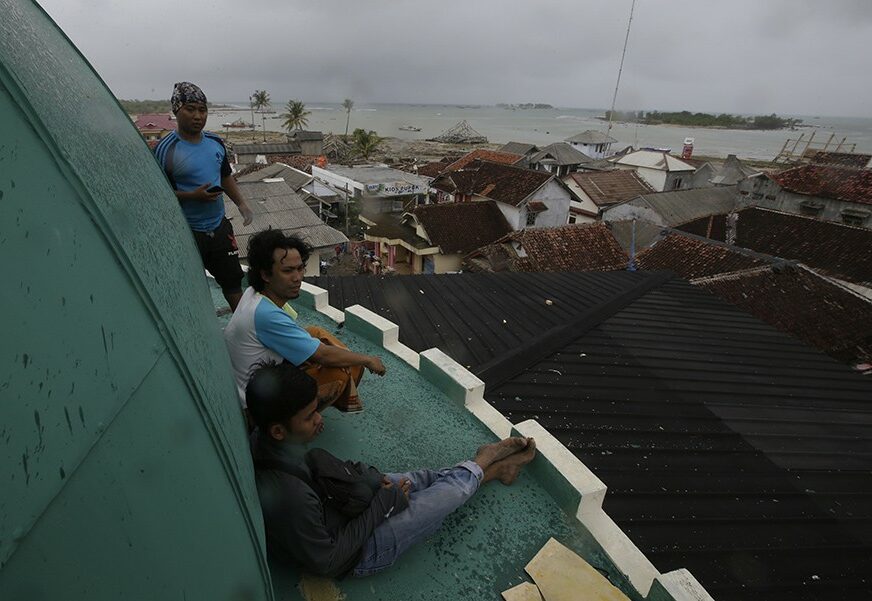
[37, 0, 872, 116]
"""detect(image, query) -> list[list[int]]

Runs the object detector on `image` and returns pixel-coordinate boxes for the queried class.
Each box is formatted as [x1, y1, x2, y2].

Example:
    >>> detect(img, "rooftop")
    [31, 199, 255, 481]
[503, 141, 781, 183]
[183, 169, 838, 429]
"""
[227, 180, 347, 253]
[566, 170, 655, 207]
[602, 186, 740, 227]
[233, 142, 302, 155]
[235, 162, 313, 190]
[613, 150, 696, 172]
[431, 160, 552, 207]
[133, 112, 175, 131]
[309, 270, 872, 601]
[320, 164, 431, 189]
[499, 141, 539, 156]
[676, 207, 872, 285]
[809, 151, 872, 170]
[211, 278, 712, 601]
[413, 200, 513, 254]
[529, 142, 593, 167]
[771, 164, 872, 205]
[565, 130, 618, 145]
[443, 149, 523, 172]
[465, 223, 628, 273]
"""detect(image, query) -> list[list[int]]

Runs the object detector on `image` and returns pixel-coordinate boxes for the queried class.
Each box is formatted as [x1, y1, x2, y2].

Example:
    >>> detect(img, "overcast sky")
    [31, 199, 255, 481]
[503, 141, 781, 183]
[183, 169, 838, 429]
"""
[37, 0, 872, 117]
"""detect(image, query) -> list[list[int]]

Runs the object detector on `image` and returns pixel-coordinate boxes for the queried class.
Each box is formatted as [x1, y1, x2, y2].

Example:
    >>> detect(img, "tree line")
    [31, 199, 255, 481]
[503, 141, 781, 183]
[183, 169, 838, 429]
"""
[604, 110, 800, 130]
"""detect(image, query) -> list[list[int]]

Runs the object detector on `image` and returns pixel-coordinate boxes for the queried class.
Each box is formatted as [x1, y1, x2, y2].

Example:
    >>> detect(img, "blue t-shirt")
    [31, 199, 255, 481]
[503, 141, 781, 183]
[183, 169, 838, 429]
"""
[154, 130, 232, 231]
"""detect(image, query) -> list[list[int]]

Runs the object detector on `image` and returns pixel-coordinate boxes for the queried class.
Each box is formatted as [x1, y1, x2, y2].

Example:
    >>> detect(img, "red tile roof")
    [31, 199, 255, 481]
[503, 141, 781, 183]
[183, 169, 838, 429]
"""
[465, 223, 628, 273]
[678, 207, 872, 285]
[809, 151, 871, 170]
[431, 160, 552, 207]
[416, 159, 452, 178]
[134, 113, 175, 131]
[772, 164, 872, 205]
[696, 265, 872, 366]
[636, 233, 770, 279]
[566, 170, 655, 207]
[413, 201, 513, 254]
[443, 149, 523, 172]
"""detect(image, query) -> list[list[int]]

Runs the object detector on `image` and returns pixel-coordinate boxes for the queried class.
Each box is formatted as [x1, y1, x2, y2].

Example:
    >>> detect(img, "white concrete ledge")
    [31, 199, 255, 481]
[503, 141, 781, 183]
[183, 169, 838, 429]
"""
[656, 569, 716, 601]
[300, 282, 345, 324]
[512, 420, 607, 515]
[344, 305, 418, 368]
[583, 511, 660, 596]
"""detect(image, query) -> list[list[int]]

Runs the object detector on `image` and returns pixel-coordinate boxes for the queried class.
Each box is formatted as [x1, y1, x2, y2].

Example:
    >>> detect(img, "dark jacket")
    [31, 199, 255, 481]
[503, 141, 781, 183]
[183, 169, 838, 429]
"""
[252, 433, 408, 578]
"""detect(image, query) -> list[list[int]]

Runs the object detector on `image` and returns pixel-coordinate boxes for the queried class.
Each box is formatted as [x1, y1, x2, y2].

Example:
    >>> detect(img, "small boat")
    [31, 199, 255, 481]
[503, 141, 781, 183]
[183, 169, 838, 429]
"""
[399, 125, 421, 132]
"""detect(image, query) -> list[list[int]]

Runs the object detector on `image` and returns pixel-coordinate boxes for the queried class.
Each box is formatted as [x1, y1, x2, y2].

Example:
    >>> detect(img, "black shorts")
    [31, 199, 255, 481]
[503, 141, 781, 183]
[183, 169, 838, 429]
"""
[193, 217, 244, 293]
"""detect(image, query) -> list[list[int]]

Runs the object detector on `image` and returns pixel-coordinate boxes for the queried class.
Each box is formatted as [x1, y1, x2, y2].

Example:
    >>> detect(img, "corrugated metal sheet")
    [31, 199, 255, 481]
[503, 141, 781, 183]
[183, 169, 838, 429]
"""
[0, 2, 271, 598]
[311, 271, 872, 601]
[604, 186, 740, 227]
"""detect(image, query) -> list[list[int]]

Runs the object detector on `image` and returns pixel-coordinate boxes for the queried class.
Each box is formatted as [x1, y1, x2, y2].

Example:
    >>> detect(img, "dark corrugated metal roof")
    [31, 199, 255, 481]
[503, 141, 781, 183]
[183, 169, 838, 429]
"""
[309, 271, 872, 601]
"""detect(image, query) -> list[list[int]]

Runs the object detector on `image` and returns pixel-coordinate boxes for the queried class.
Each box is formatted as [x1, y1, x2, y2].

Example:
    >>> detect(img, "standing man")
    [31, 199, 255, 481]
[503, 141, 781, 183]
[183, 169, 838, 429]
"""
[155, 82, 254, 311]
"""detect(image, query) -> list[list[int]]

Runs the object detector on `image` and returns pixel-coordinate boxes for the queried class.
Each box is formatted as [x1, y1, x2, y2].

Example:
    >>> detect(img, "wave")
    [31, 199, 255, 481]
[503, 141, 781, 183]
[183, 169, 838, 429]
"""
[555, 115, 587, 121]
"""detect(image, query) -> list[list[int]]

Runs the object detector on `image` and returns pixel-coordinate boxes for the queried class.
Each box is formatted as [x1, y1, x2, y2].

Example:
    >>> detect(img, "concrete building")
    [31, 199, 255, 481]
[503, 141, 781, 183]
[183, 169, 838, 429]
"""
[311, 164, 430, 214]
[611, 150, 697, 192]
[739, 164, 872, 228]
[565, 130, 618, 159]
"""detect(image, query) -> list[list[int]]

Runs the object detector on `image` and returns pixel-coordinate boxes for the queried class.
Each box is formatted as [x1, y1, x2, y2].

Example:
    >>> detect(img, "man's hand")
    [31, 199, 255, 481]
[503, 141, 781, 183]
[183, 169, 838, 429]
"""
[238, 202, 254, 226]
[190, 183, 222, 202]
[366, 356, 386, 376]
[382, 476, 411, 500]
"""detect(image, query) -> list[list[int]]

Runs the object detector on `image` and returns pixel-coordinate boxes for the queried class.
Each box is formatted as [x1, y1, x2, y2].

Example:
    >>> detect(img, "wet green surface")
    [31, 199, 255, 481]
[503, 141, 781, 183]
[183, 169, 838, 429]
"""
[215, 282, 644, 601]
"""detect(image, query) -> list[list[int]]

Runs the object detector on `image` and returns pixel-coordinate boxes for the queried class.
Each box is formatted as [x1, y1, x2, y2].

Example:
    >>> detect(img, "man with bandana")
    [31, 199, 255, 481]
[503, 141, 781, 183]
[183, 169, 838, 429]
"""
[155, 82, 254, 311]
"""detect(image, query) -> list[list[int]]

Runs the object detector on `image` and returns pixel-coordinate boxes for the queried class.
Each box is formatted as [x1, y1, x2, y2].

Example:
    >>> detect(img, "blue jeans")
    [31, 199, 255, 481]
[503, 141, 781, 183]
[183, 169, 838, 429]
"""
[351, 460, 483, 576]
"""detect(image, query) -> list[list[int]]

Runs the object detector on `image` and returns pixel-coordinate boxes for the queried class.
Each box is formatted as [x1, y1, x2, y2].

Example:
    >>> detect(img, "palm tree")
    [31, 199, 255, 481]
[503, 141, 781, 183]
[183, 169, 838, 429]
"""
[342, 98, 354, 138]
[352, 128, 381, 160]
[280, 100, 311, 132]
[251, 89, 270, 141]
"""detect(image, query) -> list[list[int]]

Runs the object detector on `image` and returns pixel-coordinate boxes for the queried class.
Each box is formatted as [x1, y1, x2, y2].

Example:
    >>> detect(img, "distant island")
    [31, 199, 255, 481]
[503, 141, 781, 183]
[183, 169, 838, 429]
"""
[497, 103, 554, 110]
[603, 110, 801, 130]
[119, 99, 230, 114]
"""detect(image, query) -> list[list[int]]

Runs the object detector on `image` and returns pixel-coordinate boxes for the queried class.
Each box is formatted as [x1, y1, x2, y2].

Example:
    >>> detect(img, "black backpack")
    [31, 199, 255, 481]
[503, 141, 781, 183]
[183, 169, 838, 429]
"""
[256, 448, 384, 518]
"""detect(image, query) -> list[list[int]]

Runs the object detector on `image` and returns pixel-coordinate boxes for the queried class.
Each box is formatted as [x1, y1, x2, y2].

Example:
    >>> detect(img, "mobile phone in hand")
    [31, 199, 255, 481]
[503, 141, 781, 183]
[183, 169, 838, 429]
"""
[206, 185, 224, 193]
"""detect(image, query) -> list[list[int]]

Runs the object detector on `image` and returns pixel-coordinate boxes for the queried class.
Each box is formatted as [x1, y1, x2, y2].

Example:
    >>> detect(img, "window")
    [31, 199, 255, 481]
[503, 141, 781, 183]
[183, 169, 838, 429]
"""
[568, 213, 577, 224]
[799, 200, 824, 217]
[671, 177, 683, 190]
[526, 210, 537, 227]
[841, 210, 869, 226]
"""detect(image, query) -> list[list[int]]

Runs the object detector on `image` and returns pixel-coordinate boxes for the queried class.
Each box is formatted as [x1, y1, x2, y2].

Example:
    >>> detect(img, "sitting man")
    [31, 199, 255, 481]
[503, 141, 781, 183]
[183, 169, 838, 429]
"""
[224, 229, 385, 412]
[247, 362, 537, 578]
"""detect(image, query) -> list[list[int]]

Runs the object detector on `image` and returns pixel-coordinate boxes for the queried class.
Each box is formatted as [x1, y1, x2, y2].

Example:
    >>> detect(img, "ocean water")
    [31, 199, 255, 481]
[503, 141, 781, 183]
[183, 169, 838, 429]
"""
[207, 103, 872, 161]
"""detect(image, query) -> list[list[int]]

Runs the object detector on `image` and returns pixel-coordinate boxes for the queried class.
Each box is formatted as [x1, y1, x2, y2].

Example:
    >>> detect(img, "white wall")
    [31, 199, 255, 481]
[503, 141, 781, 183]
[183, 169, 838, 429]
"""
[527, 179, 573, 227]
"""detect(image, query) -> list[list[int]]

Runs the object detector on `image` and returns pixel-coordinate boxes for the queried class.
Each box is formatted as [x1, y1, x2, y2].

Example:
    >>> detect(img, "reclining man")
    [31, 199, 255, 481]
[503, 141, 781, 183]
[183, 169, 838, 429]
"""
[224, 229, 385, 413]
[246, 362, 537, 578]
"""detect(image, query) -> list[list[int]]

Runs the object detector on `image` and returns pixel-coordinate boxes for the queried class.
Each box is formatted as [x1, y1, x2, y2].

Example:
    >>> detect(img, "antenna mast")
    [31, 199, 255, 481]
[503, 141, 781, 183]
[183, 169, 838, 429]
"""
[607, 0, 637, 139]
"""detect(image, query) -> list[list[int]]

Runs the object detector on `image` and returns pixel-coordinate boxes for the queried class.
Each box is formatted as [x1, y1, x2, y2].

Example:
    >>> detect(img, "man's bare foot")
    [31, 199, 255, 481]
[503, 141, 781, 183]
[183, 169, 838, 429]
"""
[483, 438, 537, 485]
[474, 437, 530, 469]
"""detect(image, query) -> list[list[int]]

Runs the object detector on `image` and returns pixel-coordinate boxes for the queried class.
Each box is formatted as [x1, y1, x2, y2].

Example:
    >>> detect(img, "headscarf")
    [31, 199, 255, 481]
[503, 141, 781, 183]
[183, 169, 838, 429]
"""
[171, 81, 207, 114]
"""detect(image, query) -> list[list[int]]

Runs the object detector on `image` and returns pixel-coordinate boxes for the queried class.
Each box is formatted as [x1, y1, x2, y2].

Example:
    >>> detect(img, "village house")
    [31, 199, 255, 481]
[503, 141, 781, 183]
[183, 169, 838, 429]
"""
[311, 163, 431, 215]
[463, 222, 628, 273]
[224, 180, 347, 276]
[429, 160, 574, 228]
[441, 148, 523, 173]
[601, 186, 740, 229]
[133, 113, 175, 146]
[688, 154, 760, 189]
[808, 150, 872, 169]
[235, 161, 343, 220]
[739, 163, 872, 228]
[232, 142, 302, 165]
[611, 149, 697, 191]
[285, 130, 324, 156]
[565, 129, 618, 159]
[562, 169, 654, 224]
[361, 200, 512, 274]
[527, 142, 593, 177]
